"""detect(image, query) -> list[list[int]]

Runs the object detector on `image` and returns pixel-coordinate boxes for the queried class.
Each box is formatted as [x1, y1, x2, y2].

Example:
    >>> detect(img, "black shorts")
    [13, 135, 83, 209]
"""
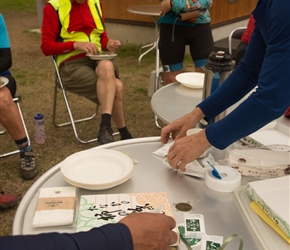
[158, 23, 214, 70]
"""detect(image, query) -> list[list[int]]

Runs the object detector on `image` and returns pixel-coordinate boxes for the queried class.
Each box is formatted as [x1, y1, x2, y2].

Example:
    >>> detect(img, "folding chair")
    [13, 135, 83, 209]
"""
[0, 95, 30, 158]
[52, 57, 119, 144]
[228, 27, 247, 57]
[52, 57, 99, 144]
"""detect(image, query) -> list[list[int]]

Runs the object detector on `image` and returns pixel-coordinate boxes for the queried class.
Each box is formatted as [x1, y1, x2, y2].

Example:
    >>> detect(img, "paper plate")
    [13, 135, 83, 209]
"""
[175, 72, 205, 89]
[87, 53, 117, 60]
[0, 76, 9, 88]
[60, 149, 134, 190]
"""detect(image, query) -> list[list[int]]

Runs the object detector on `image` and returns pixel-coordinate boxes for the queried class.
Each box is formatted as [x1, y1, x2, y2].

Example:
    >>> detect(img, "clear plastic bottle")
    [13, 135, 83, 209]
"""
[34, 113, 45, 144]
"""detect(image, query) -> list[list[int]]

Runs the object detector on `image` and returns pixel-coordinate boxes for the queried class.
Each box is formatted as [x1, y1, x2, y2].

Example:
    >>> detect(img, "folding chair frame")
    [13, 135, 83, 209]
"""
[228, 27, 247, 56]
[52, 57, 100, 144]
[0, 95, 30, 158]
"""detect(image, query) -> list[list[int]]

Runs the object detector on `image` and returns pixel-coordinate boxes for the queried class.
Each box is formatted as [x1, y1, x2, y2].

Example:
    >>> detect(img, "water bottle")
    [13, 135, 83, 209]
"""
[202, 51, 233, 124]
[34, 113, 45, 144]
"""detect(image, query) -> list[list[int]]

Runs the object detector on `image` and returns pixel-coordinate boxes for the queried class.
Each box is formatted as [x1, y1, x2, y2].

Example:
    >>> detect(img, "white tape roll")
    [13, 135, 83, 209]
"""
[205, 165, 241, 192]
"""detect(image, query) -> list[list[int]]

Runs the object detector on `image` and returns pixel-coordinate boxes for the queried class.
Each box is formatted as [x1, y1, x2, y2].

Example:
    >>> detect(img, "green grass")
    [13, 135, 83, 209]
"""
[0, 0, 36, 12]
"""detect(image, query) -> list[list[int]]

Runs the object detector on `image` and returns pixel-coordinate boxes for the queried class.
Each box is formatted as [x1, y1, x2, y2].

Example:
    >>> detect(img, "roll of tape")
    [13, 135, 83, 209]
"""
[205, 165, 241, 193]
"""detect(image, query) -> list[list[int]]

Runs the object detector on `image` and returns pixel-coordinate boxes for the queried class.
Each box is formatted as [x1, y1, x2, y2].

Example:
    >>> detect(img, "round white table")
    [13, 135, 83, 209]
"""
[12, 137, 269, 249]
[127, 5, 160, 64]
[151, 82, 203, 124]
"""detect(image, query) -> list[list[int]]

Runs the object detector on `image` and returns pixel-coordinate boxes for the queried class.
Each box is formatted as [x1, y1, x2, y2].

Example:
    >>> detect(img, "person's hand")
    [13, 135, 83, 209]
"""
[119, 212, 177, 250]
[160, 0, 171, 16]
[167, 129, 212, 171]
[161, 107, 205, 144]
[107, 39, 121, 53]
[73, 41, 98, 55]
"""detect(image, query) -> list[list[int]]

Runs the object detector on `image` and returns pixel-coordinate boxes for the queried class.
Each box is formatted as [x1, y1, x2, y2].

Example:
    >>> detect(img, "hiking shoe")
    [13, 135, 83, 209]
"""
[20, 151, 37, 180]
[0, 191, 20, 209]
[97, 126, 114, 145]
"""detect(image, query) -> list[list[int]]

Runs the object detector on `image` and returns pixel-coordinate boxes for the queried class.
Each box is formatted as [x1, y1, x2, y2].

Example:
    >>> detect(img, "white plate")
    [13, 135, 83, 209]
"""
[0, 76, 9, 88]
[243, 120, 290, 146]
[86, 53, 117, 60]
[175, 72, 205, 89]
[61, 149, 134, 190]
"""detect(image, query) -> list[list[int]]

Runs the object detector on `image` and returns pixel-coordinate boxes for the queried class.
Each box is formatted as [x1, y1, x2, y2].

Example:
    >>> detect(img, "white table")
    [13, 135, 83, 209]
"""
[127, 5, 160, 64]
[151, 82, 203, 125]
[13, 137, 268, 249]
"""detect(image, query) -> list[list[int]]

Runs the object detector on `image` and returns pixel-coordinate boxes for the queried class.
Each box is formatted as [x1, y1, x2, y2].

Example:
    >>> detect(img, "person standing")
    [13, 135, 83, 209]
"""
[161, 0, 290, 170]
[158, 0, 214, 85]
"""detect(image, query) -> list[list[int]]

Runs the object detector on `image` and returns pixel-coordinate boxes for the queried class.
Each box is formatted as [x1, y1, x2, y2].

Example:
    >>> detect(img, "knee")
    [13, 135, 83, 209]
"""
[96, 60, 115, 75]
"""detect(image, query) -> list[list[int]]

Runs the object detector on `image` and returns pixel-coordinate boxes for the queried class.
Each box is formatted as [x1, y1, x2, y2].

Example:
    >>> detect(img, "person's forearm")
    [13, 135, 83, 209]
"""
[0, 224, 133, 250]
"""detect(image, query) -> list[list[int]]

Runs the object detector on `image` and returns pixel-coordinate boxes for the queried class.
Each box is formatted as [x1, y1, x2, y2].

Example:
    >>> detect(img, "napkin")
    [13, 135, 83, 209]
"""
[154, 140, 220, 178]
[225, 148, 290, 177]
[32, 186, 77, 227]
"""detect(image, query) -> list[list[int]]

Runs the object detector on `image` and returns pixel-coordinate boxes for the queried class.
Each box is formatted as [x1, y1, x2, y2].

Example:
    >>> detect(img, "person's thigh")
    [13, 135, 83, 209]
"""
[159, 24, 186, 70]
[60, 57, 99, 103]
[185, 23, 214, 61]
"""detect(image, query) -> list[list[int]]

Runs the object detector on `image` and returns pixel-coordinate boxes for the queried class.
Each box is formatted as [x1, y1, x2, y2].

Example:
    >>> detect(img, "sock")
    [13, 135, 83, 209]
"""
[15, 137, 31, 153]
[100, 113, 112, 128]
[118, 127, 133, 140]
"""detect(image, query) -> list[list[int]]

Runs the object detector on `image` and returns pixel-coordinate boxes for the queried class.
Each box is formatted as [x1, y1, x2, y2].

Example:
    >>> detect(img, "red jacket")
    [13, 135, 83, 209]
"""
[241, 15, 255, 45]
[41, 1, 109, 57]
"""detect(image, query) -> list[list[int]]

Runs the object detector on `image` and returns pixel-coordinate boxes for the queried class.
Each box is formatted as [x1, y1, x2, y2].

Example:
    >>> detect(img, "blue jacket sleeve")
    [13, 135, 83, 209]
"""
[0, 224, 133, 250]
[197, 0, 290, 149]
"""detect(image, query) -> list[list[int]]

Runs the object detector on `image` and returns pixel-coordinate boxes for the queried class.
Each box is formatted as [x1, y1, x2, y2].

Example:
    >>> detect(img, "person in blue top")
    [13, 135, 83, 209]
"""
[158, 0, 214, 85]
[0, 14, 37, 182]
[161, 0, 290, 171]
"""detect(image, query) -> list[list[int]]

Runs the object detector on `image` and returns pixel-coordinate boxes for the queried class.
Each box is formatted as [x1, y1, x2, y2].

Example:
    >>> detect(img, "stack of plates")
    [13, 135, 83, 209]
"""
[60, 149, 134, 190]
[0, 76, 9, 88]
[175, 72, 205, 89]
[86, 54, 117, 60]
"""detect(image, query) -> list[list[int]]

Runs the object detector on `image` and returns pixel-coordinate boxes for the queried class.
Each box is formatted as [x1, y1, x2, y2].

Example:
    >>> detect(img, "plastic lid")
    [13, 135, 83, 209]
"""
[34, 113, 44, 119]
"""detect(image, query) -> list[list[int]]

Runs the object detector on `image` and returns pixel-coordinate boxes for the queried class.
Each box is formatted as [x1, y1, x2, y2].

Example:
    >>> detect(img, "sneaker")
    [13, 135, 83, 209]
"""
[97, 126, 114, 145]
[20, 151, 37, 180]
[0, 191, 20, 209]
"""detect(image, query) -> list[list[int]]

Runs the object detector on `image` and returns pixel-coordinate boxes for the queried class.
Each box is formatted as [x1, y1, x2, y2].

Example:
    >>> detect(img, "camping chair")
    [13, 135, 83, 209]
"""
[228, 27, 247, 57]
[153, 38, 163, 129]
[52, 57, 99, 144]
[52, 56, 119, 144]
[0, 95, 30, 158]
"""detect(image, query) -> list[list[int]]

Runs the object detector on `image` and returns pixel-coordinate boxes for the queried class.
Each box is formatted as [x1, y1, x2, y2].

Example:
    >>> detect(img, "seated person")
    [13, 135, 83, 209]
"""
[0, 14, 37, 180]
[41, 0, 132, 145]
[234, 14, 255, 67]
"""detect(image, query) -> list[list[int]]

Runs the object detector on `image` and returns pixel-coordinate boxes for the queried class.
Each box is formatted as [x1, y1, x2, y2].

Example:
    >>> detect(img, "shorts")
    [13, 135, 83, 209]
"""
[1, 73, 16, 97]
[158, 23, 214, 72]
[59, 57, 119, 104]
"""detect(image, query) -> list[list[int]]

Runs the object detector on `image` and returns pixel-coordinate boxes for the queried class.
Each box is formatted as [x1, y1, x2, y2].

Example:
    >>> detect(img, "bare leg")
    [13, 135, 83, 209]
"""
[95, 60, 126, 129]
[0, 87, 25, 140]
[111, 78, 126, 129]
[95, 60, 116, 115]
[163, 70, 183, 85]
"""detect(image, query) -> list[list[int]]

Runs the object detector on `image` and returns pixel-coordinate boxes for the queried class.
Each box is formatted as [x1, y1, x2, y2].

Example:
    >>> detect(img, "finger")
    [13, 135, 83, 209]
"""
[166, 215, 176, 230]
[169, 231, 178, 246]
